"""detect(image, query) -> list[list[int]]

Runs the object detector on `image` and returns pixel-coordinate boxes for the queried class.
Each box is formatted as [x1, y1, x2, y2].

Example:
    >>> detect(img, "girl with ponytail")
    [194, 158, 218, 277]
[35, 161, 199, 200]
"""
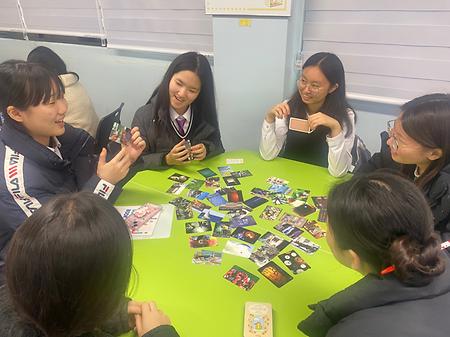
[299, 171, 449, 337]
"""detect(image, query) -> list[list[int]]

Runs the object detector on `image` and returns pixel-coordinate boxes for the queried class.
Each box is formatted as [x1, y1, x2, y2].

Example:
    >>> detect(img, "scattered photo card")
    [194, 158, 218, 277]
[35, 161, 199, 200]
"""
[192, 250, 222, 265]
[185, 179, 204, 190]
[197, 168, 217, 178]
[258, 261, 293, 288]
[227, 190, 244, 203]
[223, 240, 254, 258]
[230, 170, 252, 178]
[293, 203, 316, 217]
[205, 176, 220, 188]
[189, 235, 218, 248]
[169, 197, 191, 208]
[212, 222, 233, 238]
[290, 236, 320, 254]
[290, 189, 310, 203]
[230, 215, 257, 228]
[187, 189, 209, 200]
[268, 184, 291, 195]
[244, 196, 268, 209]
[190, 199, 211, 213]
[267, 177, 289, 185]
[278, 250, 311, 274]
[317, 208, 328, 223]
[176, 206, 193, 220]
[227, 208, 251, 220]
[260, 206, 282, 221]
[198, 209, 225, 223]
[218, 202, 247, 211]
[231, 227, 261, 244]
[185, 221, 212, 234]
[312, 196, 328, 209]
[206, 193, 227, 207]
[271, 193, 289, 205]
[274, 223, 304, 239]
[303, 220, 326, 239]
[224, 265, 259, 291]
[109, 122, 131, 145]
[166, 182, 186, 195]
[168, 173, 189, 183]
[223, 176, 241, 186]
[250, 187, 271, 198]
[218, 165, 233, 177]
[259, 232, 289, 251]
[215, 187, 237, 195]
[280, 213, 307, 227]
[249, 245, 280, 267]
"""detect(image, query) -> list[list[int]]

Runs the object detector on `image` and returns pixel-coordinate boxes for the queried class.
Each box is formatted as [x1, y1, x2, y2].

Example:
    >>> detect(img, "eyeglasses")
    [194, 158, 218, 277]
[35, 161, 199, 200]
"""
[297, 78, 322, 94]
[387, 120, 399, 151]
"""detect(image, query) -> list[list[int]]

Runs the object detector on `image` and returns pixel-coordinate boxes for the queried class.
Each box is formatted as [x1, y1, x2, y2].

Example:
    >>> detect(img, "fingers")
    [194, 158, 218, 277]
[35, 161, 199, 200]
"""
[128, 301, 143, 315]
[135, 314, 143, 337]
[98, 148, 107, 167]
[149, 301, 158, 312]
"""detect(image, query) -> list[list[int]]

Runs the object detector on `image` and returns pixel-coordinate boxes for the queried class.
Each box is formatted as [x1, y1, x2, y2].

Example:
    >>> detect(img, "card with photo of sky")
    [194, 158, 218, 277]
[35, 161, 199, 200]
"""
[197, 168, 218, 178]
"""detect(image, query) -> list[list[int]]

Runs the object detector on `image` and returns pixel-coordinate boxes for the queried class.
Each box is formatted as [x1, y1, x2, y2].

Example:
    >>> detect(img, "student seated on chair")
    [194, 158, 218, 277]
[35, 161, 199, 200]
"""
[357, 93, 450, 241]
[259, 52, 356, 177]
[0, 192, 180, 337]
[132, 51, 224, 169]
[0, 60, 146, 282]
[27, 46, 99, 137]
[299, 171, 449, 337]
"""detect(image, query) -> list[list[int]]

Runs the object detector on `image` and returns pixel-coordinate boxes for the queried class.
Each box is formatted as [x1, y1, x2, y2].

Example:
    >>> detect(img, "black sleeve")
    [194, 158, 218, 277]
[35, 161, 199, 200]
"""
[143, 325, 180, 337]
[356, 131, 399, 174]
[203, 127, 225, 159]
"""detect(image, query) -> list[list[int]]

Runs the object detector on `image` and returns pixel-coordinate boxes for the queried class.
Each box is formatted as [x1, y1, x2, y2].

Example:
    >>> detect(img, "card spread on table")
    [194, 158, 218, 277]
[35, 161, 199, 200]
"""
[258, 261, 293, 288]
[192, 250, 222, 265]
[223, 240, 254, 258]
[290, 236, 320, 254]
[278, 250, 311, 275]
[189, 235, 218, 248]
[197, 168, 218, 178]
[224, 265, 259, 291]
[185, 221, 212, 234]
[231, 227, 261, 244]
[212, 222, 233, 238]
[259, 206, 282, 221]
[168, 173, 189, 183]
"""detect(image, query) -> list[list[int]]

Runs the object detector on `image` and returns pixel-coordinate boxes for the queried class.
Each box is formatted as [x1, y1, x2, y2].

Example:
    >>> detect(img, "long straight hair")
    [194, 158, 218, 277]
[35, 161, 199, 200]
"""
[147, 51, 219, 134]
[6, 192, 133, 337]
[288, 52, 354, 136]
[400, 93, 450, 188]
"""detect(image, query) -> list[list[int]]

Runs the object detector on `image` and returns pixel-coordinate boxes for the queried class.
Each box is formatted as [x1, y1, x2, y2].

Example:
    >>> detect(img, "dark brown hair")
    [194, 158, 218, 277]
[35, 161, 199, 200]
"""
[0, 60, 64, 126]
[328, 171, 444, 286]
[6, 192, 132, 337]
[400, 93, 450, 188]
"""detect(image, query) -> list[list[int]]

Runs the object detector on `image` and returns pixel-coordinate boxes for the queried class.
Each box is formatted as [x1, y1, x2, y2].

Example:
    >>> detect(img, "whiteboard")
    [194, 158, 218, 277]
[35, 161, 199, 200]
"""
[205, 0, 291, 16]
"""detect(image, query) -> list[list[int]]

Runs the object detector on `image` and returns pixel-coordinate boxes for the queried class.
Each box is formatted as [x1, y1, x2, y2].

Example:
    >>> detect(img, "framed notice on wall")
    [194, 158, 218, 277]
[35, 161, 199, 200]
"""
[205, 0, 291, 16]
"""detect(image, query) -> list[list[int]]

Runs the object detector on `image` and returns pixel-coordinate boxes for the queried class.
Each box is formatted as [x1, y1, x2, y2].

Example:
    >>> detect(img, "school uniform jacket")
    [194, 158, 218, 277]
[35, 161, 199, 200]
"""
[0, 123, 122, 276]
[298, 256, 450, 337]
[357, 131, 450, 241]
[0, 286, 180, 337]
[132, 96, 225, 169]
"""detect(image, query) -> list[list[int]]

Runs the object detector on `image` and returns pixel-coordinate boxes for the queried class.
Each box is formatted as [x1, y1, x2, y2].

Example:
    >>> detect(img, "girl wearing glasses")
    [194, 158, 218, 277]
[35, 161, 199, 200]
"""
[299, 172, 449, 337]
[358, 93, 450, 241]
[259, 52, 356, 177]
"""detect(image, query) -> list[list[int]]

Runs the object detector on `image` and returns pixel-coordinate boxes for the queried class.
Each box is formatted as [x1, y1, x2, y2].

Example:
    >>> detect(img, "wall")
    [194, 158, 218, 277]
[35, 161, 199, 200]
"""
[0, 2, 401, 154]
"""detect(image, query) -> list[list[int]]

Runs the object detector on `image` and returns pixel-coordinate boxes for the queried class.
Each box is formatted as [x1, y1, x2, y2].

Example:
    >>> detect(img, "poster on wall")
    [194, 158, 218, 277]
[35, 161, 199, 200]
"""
[205, 0, 291, 16]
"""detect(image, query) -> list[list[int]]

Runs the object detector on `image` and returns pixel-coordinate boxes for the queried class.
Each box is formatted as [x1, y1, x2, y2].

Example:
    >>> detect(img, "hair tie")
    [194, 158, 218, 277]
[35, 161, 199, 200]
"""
[380, 265, 396, 276]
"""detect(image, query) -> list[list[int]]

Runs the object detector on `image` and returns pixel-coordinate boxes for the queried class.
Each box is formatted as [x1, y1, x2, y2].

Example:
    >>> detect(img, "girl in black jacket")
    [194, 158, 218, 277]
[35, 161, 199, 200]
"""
[0, 192, 179, 337]
[132, 52, 224, 169]
[299, 171, 449, 337]
[357, 93, 450, 241]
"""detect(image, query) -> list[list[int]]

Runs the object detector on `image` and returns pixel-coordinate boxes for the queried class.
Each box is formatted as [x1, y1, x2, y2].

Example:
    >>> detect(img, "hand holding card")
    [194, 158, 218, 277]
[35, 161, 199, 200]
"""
[289, 117, 312, 134]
